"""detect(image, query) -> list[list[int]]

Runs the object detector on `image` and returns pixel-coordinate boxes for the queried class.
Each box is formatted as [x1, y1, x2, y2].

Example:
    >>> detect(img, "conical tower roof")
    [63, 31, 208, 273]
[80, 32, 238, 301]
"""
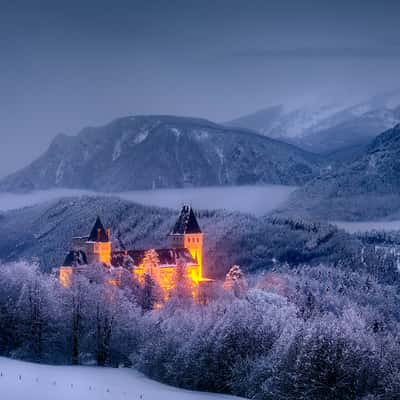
[88, 216, 109, 242]
[172, 205, 202, 234]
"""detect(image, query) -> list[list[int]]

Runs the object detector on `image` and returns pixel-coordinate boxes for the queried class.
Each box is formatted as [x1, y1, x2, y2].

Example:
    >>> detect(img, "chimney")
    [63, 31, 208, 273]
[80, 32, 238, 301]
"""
[107, 227, 111, 241]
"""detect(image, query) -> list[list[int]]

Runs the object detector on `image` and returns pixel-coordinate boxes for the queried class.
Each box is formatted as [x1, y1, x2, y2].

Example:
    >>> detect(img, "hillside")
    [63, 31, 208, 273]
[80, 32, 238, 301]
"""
[0, 195, 359, 276]
[282, 124, 400, 220]
[0, 116, 320, 192]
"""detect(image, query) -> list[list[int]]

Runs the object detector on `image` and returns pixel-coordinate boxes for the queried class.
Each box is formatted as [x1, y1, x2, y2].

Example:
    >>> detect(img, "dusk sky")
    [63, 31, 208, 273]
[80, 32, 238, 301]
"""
[1, 0, 400, 176]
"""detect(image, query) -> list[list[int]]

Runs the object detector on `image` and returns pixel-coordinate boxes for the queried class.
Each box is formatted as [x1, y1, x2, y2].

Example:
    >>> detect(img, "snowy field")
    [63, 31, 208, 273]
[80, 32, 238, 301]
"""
[0, 185, 296, 216]
[334, 220, 400, 233]
[0, 357, 244, 400]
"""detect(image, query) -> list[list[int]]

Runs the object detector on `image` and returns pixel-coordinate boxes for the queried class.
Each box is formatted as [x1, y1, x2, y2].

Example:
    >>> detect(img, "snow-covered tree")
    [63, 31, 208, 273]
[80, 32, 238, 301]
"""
[168, 258, 193, 306]
[142, 249, 160, 276]
[223, 265, 247, 297]
[139, 273, 161, 312]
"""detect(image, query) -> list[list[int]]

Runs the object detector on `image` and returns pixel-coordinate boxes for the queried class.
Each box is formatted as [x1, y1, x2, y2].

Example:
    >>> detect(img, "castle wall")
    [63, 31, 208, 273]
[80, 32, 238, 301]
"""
[169, 233, 204, 280]
[94, 242, 112, 265]
[132, 262, 202, 300]
[184, 233, 204, 279]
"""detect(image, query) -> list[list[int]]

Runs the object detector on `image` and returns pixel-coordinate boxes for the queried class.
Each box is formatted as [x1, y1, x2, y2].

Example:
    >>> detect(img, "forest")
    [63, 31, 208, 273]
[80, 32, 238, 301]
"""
[0, 259, 400, 400]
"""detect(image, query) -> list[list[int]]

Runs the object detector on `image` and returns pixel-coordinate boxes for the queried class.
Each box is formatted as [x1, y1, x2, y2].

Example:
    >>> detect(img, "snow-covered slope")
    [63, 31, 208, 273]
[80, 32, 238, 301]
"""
[227, 90, 400, 155]
[0, 357, 243, 400]
[226, 104, 345, 139]
[297, 106, 400, 154]
[0, 116, 320, 192]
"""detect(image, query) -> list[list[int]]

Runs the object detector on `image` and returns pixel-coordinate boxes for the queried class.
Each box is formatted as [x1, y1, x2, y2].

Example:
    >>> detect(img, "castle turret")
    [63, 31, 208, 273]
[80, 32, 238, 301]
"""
[85, 216, 112, 265]
[169, 205, 204, 280]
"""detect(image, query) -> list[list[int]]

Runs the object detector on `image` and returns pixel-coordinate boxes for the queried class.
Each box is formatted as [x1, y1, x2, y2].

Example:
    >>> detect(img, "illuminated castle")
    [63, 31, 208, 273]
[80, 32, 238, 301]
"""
[59, 205, 210, 296]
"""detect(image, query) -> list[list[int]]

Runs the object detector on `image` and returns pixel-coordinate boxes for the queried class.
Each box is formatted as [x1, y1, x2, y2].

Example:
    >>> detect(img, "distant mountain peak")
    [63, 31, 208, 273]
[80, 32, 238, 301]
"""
[227, 90, 400, 156]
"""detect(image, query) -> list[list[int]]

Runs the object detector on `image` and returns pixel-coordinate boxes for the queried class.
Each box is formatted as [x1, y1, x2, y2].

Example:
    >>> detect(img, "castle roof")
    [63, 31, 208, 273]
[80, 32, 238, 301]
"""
[88, 216, 109, 242]
[172, 205, 202, 234]
[111, 248, 197, 268]
[62, 250, 88, 267]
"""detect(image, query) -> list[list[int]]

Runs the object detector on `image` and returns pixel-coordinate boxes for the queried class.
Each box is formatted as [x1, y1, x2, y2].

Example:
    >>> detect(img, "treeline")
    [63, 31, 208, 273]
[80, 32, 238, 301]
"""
[1, 261, 400, 399]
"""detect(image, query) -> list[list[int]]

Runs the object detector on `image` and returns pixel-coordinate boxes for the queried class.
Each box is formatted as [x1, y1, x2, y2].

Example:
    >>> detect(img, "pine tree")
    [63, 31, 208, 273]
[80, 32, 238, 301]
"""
[140, 273, 160, 312]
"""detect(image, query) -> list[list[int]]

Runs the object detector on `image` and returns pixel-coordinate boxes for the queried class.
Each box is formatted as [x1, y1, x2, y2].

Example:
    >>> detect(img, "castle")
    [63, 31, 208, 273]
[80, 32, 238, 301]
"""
[59, 205, 211, 297]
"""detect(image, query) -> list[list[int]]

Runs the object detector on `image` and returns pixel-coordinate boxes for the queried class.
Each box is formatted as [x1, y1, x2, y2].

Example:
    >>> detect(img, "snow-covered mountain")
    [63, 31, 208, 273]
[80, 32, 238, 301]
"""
[298, 106, 400, 154]
[227, 89, 400, 155]
[0, 116, 321, 192]
[226, 104, 345, 139]
[283, 123, 400, 220]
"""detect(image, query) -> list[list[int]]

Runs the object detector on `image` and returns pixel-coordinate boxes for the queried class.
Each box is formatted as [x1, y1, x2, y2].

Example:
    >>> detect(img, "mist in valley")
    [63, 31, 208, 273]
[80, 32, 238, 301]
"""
[0, 185, 295, 216]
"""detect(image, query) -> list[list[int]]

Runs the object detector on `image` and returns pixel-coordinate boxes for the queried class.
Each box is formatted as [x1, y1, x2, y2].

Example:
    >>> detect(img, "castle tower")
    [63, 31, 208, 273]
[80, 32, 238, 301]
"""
[85, 216, 112, 265]
[169, 205, 204, 280]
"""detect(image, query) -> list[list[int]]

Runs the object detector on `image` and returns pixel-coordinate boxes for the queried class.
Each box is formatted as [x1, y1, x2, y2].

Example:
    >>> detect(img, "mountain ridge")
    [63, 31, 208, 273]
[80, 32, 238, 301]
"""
[0, 115, 321, 192]
[226, 90, 400, 155]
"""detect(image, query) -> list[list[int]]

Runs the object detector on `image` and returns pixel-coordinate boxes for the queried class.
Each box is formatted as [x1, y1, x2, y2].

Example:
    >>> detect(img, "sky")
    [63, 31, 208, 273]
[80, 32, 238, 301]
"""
[0, 0, 400, 177]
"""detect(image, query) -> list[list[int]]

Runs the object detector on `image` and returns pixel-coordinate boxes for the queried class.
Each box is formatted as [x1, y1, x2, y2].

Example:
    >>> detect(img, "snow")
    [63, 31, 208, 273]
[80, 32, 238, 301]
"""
[216, 146, 224, 165]
[133, 129, 149, 144]
[55, 161, 66, 184]
[0, 185, 296, 216]
[170, 127, 181, 138]
[112, 139, 122, 162]
[367, 154, 378, 172]
[277, 105, 346, 138]
[235, 90, 400, 141]
[0, 357, 243, 400]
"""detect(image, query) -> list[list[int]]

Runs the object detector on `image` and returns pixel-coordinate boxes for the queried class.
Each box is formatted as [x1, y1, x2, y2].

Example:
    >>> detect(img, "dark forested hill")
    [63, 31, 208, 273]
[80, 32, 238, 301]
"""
[0, 116, 321, 192]
[282, 124, 400, 220]
[0, 195, 362, 277]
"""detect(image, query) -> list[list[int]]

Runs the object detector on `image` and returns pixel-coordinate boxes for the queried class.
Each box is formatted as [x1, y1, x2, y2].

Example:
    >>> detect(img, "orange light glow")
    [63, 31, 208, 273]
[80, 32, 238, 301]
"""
[95, 242, 112, 264]
[132, 262, 205, 301]
[58, 210, 215, 306]
[59, 267, 73, 288]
